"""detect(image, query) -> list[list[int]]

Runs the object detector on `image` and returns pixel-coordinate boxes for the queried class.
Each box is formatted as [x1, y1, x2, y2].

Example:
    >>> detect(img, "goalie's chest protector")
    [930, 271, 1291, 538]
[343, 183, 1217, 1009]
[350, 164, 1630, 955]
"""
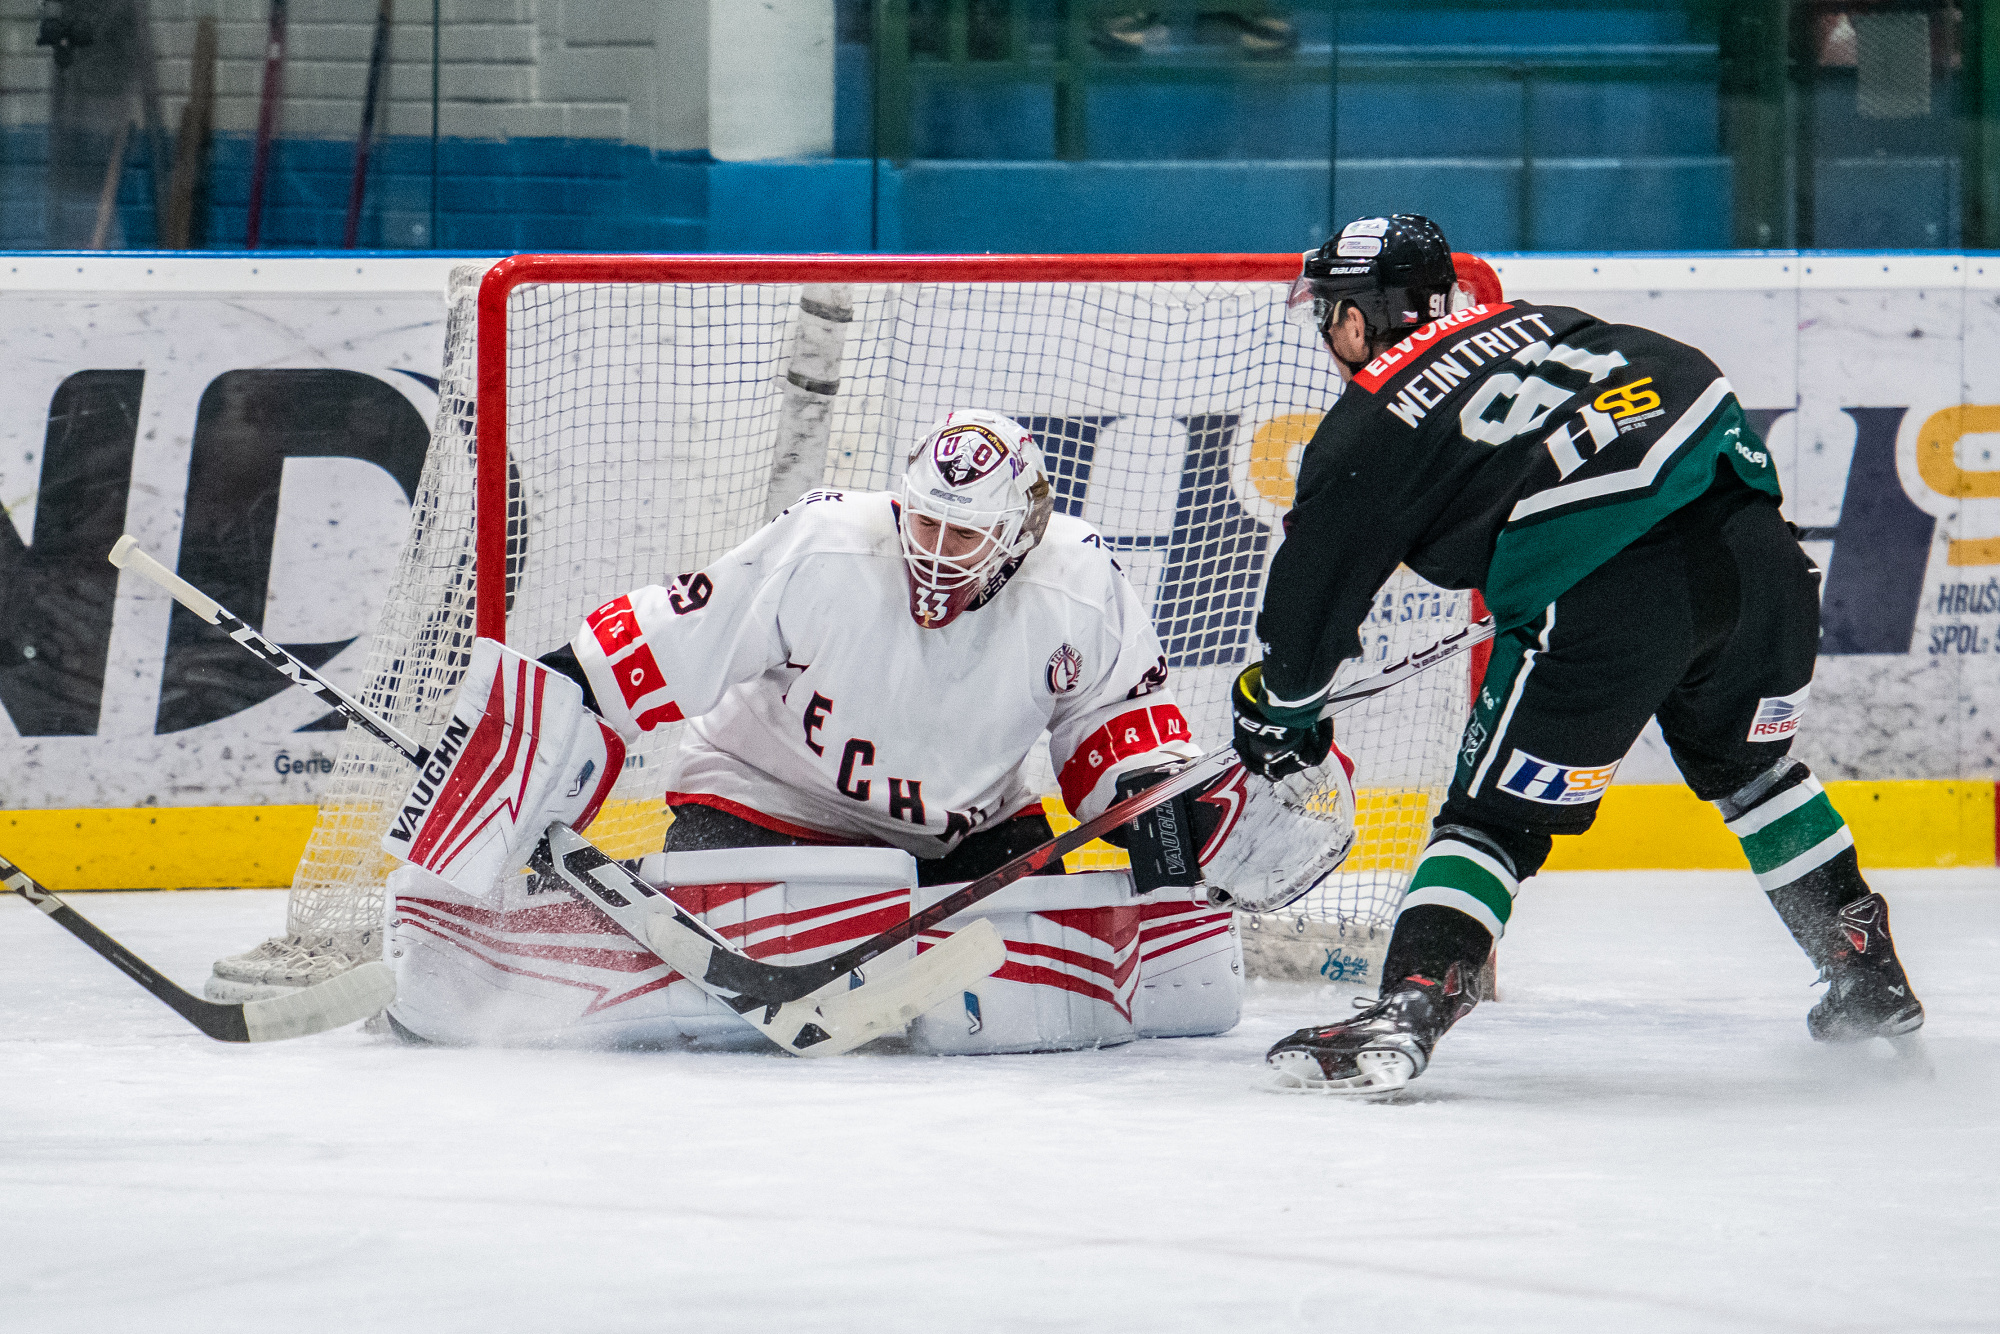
[583, 494, 1172, 858]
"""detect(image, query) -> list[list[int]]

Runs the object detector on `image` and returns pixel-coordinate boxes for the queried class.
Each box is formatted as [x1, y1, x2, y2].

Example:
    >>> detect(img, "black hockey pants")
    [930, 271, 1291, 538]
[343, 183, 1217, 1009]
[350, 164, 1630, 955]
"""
[1443, 473, 1822, 881]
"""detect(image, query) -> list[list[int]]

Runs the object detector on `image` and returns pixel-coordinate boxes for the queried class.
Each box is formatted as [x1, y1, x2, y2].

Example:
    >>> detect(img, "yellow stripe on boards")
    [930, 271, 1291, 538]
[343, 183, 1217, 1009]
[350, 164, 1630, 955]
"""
[1542, 781, 1995, 871]
[591, 798, 675, 860]
[2, 781, 1988, 891]
[0, 806, 320, 891]
[1041, 787, 1440, 875]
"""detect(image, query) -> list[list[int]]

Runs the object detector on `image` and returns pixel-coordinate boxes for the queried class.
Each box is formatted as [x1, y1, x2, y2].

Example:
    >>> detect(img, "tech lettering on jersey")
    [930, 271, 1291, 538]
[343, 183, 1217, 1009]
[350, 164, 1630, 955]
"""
[888, 778, 924, 824]
[829, 733, 933, 828]
[837, 738, 874, 800]
[802, 691, 833, 755]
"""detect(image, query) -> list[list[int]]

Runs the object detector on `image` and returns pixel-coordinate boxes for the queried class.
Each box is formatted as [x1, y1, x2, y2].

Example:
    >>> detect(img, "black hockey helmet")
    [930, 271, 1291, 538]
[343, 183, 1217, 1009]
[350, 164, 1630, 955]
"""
[1286, 214, 1457, 346]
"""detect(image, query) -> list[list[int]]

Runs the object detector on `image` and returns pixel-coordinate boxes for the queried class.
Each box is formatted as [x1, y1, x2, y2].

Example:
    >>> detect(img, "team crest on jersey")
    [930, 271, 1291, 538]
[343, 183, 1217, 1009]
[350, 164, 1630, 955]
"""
[1046, 643, 1084, 694]
[1495, 748, 1618, 805]
[930, 424, 1014, 487]
[1747, 685, 1809, 742]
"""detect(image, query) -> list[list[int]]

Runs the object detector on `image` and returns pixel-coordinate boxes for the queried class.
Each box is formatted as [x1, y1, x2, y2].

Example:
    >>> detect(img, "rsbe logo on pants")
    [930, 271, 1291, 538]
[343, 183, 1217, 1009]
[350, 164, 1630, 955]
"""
[1746, 685, 1810, 742]
[1496, 749, 1620, 805]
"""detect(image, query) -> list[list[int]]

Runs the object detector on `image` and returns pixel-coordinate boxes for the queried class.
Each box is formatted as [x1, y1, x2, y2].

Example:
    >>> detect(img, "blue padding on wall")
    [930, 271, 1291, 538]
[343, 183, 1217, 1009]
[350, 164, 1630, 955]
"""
[0, 125, 1915, 257]
[878, 160, 1336, 252]
[709, 160, 874, 252]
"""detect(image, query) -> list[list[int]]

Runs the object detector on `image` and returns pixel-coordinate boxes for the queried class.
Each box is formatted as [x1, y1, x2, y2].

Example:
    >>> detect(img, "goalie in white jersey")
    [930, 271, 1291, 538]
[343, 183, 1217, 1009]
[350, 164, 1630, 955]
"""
[381, 411, 1356, 1050]
[545, 409, 1221, 880]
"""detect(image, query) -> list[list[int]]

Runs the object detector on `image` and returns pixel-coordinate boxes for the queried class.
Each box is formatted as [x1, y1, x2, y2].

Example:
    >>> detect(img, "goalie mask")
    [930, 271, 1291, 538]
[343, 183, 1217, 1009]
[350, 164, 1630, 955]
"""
[898, 410, 1052, 629]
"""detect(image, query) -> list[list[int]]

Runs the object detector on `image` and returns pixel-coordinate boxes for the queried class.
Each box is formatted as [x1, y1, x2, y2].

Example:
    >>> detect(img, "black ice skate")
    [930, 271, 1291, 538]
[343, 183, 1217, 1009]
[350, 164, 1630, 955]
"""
[1263, 963, 1479, 1096]
[1807, 893, 1924, 1044]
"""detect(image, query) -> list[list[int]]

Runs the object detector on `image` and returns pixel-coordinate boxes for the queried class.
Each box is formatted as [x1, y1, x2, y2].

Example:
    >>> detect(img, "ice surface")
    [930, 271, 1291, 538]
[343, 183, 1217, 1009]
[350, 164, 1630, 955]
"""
[3, 871, 1996, 1334]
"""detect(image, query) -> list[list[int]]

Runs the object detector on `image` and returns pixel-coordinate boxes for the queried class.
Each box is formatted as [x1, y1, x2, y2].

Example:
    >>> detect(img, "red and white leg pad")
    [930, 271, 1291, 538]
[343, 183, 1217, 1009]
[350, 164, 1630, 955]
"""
[387, 862, 684, 1047]
[909, 878, 1242, 1054]
[639, 845, 923, 1045]
[386, 843, 1242, 1050]
[1134, 898, 1243, 1039]
[387, 845, 925, 1047]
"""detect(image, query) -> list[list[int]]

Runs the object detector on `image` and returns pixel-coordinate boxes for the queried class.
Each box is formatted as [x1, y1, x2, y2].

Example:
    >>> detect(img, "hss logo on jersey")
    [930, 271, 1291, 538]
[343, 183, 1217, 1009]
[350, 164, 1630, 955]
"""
[1496, 748, 1618, 805]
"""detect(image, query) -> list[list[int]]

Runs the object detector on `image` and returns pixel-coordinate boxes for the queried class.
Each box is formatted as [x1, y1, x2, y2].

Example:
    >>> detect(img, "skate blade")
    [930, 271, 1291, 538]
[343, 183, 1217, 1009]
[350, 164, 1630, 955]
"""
[1259, 1050, 1414, 1099]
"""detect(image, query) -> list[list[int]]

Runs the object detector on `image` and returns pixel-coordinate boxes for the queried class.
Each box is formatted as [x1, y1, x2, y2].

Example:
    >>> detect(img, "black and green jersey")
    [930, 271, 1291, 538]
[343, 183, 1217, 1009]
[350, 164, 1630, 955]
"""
[1256, 300, 1782, 713]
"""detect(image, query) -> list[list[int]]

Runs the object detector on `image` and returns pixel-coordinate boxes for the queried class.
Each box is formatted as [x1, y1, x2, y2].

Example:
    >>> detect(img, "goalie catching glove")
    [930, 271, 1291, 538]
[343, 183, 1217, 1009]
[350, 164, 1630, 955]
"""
[381, 638, 626, 900]
[1109, 749, 1357, 916]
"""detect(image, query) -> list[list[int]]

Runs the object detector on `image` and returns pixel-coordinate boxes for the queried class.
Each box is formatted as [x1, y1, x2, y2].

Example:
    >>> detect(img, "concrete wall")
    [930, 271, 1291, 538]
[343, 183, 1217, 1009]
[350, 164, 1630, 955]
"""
[0, 0, 717, 149]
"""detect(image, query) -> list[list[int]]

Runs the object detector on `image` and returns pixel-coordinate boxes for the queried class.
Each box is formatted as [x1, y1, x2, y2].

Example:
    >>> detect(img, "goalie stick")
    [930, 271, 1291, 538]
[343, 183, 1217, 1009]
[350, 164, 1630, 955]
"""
[109, 534, 1490, 1018]
[106, 536, 1005, 1056]
[3, 853, 395, 1042]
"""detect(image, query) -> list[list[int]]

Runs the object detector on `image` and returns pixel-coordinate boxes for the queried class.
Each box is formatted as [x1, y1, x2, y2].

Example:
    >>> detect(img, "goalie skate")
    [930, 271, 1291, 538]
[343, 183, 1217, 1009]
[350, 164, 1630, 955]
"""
[206, 931, 380, 1002]
[1261, 964, 1478, 1097]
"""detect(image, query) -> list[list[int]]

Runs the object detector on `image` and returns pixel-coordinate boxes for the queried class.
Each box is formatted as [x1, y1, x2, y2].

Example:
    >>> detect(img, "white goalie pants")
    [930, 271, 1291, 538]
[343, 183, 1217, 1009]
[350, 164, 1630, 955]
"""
[386, 844, 1242, 1052]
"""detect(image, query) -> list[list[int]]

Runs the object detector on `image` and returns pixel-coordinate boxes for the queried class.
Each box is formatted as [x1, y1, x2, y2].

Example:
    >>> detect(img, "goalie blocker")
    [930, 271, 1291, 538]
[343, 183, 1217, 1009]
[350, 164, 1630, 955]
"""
[382, 638, 626, 901]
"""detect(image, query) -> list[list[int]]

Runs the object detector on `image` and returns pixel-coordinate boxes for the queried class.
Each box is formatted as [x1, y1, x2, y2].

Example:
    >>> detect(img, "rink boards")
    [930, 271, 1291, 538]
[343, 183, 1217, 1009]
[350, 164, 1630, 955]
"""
[5, 251, 2000, 887]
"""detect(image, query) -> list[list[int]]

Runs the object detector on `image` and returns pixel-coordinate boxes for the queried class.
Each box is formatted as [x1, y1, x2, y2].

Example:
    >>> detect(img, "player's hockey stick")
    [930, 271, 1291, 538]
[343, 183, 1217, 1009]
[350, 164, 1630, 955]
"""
[110, 537, 430, 764]
[598, 614, 1499, 1006]
[107, 535, 1005, 1055]
[3, 853, 396, 1042]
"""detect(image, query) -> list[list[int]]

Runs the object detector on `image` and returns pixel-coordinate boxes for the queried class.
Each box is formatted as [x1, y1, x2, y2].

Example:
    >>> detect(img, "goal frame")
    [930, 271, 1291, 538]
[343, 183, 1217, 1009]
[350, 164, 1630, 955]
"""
[215, 248, 1503, 996]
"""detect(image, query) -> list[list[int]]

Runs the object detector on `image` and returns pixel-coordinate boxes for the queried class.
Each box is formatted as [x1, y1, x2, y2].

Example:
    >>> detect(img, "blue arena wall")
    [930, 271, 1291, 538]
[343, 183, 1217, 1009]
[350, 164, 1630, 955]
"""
[3, 128, 1958, 256]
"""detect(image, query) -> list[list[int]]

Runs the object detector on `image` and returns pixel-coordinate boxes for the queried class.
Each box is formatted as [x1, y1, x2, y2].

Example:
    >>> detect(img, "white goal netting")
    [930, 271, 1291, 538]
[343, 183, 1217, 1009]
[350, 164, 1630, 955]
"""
[246, 259, 1474, 990]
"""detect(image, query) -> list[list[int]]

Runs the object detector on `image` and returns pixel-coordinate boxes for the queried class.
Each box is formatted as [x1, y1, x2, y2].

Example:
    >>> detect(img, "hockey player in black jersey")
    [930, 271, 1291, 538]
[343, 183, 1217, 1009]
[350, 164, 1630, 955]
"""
[1234, 214, 1925, 1094]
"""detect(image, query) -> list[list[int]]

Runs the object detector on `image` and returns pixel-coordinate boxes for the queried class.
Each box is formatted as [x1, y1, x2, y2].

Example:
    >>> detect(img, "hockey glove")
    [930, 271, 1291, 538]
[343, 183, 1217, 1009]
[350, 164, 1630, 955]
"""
[1231, 663, 1332, 781]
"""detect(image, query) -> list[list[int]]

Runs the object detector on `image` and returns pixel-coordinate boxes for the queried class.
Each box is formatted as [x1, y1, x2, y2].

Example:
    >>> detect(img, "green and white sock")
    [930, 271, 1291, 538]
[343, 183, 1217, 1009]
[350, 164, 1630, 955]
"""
[1402, 838, 1519, 938]
[1724, 774, 1854, 892]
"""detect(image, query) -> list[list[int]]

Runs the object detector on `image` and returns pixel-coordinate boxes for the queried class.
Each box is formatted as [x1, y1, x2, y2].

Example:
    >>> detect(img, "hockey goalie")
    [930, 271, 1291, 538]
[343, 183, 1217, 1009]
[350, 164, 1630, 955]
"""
[378, 410, 1357, 1051]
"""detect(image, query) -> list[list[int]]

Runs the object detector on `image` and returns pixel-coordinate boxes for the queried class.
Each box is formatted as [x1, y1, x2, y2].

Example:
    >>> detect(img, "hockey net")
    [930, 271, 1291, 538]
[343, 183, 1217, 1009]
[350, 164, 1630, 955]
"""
[216, 253, 1496, 996]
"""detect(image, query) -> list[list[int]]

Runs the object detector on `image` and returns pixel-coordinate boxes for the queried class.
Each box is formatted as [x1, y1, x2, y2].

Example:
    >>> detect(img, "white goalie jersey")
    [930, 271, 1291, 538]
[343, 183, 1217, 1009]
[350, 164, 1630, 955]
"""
[568, 490, 1200, 858]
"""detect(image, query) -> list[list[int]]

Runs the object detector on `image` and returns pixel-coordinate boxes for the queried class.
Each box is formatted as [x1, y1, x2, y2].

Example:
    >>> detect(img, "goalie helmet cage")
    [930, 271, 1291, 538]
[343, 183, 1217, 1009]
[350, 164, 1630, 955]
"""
[231, 251, 1500, 994]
